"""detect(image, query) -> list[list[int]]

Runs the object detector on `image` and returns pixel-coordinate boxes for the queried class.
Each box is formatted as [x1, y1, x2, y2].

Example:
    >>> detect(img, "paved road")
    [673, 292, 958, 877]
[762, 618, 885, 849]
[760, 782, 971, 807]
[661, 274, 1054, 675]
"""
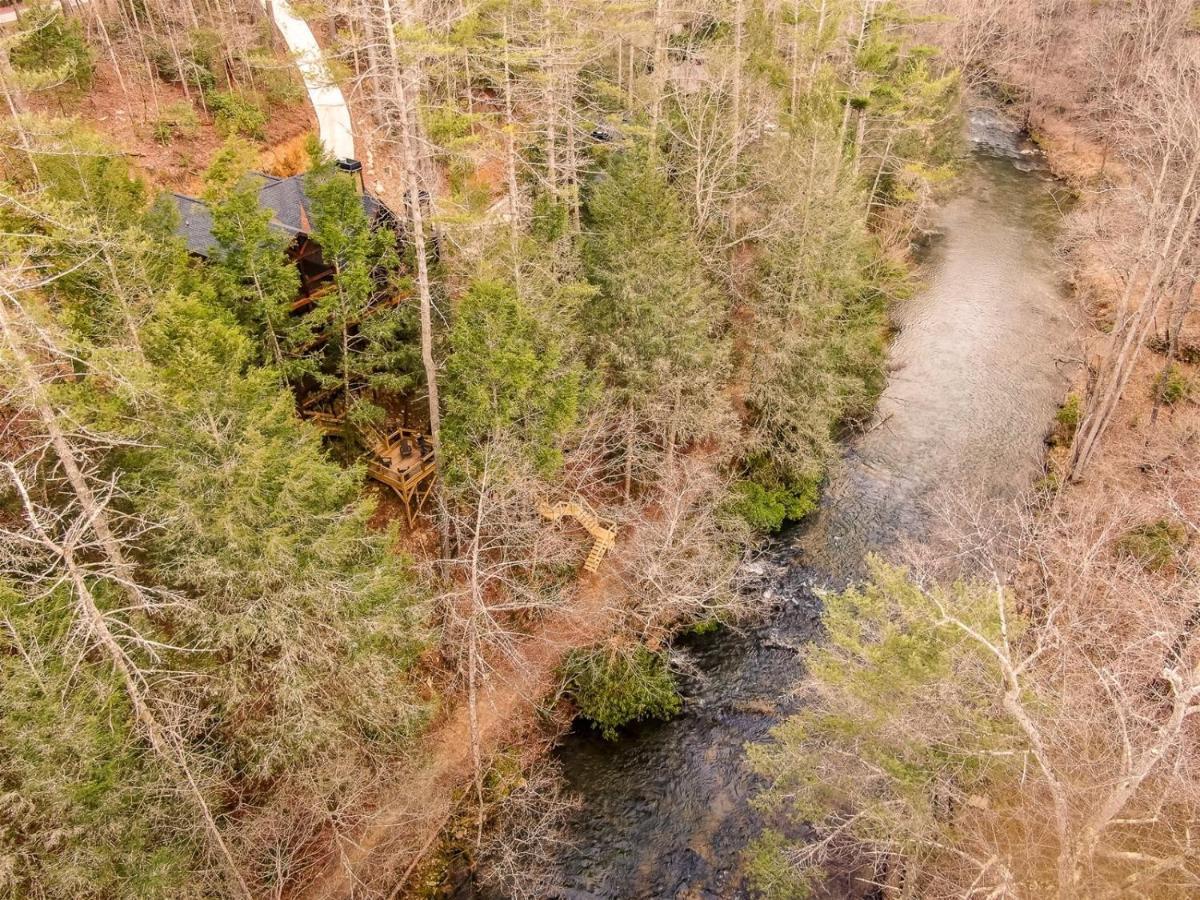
[263, 0, 355, 160]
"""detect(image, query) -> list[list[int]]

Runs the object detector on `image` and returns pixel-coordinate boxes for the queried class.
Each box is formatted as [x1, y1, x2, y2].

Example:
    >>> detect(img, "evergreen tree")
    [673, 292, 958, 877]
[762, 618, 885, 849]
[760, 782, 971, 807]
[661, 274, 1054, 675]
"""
[2, 137, 431, 892]
[583, 152, 730, 489]
[7, 3, 94, 98]
[128, 291, 430, 783]
[0, 121, 186, 350]
[442, 278, 580, 482]
[738, 126, 898, 529]
[303, 152, 416, 426]
[203, 140, 301, 369]
[0, 584, 200, 899]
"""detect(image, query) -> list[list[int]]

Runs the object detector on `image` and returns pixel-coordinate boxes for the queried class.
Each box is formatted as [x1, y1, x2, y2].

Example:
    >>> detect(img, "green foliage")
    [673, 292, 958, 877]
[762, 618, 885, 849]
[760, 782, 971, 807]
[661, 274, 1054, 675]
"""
[744, 830, 816, 900]
[248, 50, 305, 106]
[132, 299, 429, 775]
[152, 100, 200, 145]
[206, 90, 268, 139]
[530, 192, 570, 244]
[583, 151, 729, 473]
[424, 103, 479, 150]
[1156, 364, 1192, 406]
[584, 152, 723, 399]
[2, 119, 146, 225]
[0, 121, 192, 350]
[749, 559, 1022, 893]
[2, 133, 431, 888]
[423, 104, 484, 211]
[303, 153, 417, 418]
[845, 6, 962, 197]
[1056, 392, 1081, 431]
[8, 3, 94, 94]
[149, 28, 220, 92]
[1115, 519, 1188, 572]
[1033, 470, 1061, 498]
[0, 2, 982, 889]
[0, 585, 201, 898]
[731, 477, 821, 532]
[442, 279, 580, 481]
[203, 140, 302, 366]
[743, 131, 896, 507]
[564, 645, 682, 740]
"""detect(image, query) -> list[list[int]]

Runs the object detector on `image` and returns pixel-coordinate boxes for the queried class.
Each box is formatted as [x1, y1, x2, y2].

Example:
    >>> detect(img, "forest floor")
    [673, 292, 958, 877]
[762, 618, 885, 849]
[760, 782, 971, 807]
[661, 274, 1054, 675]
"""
[1030, 103, 1200, 572]
[1007, 6, 1200, 502]
[300, 538, 639, 900]
[41, 60, 316, 191]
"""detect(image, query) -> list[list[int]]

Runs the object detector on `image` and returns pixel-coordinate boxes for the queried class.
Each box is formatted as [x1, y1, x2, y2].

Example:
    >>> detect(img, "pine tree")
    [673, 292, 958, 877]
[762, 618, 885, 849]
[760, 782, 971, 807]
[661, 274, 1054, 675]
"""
[0, 582, 200, 899]
[303, 152, 415, 425]
[582, 152, 730, 491]
[1, 135, 430, 894]
[128, 290, 430, 793]
[442, 278, 580, 482]
[203, 140, 301, 369]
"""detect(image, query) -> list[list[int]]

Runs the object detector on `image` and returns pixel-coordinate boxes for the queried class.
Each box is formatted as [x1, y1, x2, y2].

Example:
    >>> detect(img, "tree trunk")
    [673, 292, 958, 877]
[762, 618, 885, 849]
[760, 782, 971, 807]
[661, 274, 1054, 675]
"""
[648, 0, 668, 161]
[378, 0, 442, 454]
[502, 21, 523, 274]
[0, 288, 251, 899]
[1070, 147, 1200, 478]
[1148, 278, 1197, 432]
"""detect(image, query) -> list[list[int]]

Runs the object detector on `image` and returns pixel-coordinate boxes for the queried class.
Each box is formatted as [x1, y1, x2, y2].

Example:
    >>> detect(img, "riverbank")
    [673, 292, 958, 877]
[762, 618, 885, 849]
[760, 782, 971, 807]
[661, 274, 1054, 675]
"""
[1019, 104, 1200, 538]
[550, 110, 1075, 897]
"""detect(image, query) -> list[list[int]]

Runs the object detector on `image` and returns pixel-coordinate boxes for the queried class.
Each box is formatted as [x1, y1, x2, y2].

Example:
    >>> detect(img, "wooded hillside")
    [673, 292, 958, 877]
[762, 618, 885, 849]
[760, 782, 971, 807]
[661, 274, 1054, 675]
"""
[0, 0, 961, 895]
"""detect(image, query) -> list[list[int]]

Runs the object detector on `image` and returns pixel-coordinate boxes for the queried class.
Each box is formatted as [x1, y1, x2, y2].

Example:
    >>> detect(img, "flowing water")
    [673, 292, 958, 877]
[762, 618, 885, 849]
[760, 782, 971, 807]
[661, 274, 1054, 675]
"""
[546, 110, 1076, 900]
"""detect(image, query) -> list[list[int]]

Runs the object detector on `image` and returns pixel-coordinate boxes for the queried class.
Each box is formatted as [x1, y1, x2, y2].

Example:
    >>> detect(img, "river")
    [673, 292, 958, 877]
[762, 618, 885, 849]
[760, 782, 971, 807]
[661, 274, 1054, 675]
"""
[548, 109, 1076, 899]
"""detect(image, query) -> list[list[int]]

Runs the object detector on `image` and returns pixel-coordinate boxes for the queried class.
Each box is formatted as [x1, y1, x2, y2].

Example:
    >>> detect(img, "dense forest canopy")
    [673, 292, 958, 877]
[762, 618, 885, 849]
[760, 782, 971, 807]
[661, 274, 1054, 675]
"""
[4, 0, 1197, 897]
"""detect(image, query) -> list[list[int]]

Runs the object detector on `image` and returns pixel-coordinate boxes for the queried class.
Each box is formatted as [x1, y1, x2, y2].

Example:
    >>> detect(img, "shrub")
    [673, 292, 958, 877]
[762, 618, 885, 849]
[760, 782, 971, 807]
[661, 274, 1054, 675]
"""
[1156, 364, 1191, 406]
[148, 31, 218, 92]
[563, 645, 681, 739]
[1032, 470, 1060, 499]
[1116, 519, 1188, 572]
[206, 90, 267, 139]
[152, 101, 199, 145]
[1056, 393, 1080, 429]
[249, 51, 305, 107]
[745, 830, 816, 900]
[424, 103, 478, 151]
[731, 478, 820, 532]
[1049, 393, 1081, 447]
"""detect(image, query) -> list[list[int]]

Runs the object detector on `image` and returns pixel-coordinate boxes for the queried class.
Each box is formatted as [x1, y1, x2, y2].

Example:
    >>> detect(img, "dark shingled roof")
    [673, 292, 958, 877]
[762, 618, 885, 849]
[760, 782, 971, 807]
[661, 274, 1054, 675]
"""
[172, 172, 390, 258]
[172, 193, 220, 256]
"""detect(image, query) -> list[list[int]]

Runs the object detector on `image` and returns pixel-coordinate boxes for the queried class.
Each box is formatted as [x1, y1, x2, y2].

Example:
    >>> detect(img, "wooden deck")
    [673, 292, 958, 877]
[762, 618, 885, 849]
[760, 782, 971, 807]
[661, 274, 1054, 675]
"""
[363, 425, 437, 527]
[299, 390, 436, 526]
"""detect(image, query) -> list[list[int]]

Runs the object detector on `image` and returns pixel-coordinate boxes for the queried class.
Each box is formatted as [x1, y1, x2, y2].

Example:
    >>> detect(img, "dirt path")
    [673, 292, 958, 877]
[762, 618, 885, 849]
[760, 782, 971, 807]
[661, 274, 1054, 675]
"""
[300, 557, 630, 899]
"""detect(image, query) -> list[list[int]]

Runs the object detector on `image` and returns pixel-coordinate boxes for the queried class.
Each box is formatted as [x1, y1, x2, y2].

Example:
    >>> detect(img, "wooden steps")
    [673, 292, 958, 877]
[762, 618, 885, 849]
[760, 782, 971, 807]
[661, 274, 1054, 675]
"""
[538, 499, 617, 573]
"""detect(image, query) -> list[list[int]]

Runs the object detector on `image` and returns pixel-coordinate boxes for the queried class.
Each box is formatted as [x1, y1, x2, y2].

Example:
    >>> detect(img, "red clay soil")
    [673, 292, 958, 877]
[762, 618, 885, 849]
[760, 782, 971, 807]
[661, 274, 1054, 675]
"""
[40, 60, 316, 192]
[298, 542, 635, 900]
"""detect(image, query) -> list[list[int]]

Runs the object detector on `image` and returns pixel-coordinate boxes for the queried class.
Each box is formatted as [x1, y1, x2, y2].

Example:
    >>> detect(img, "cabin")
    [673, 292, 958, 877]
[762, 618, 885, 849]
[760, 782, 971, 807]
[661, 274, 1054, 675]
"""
[173, 160, 439, 525]
[170, 159, 397, 310]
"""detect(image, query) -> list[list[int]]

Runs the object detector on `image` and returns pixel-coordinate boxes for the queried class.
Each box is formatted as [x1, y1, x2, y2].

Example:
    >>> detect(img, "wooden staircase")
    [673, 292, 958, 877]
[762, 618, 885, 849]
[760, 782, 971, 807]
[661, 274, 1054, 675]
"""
[538, 499, 617, 573]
